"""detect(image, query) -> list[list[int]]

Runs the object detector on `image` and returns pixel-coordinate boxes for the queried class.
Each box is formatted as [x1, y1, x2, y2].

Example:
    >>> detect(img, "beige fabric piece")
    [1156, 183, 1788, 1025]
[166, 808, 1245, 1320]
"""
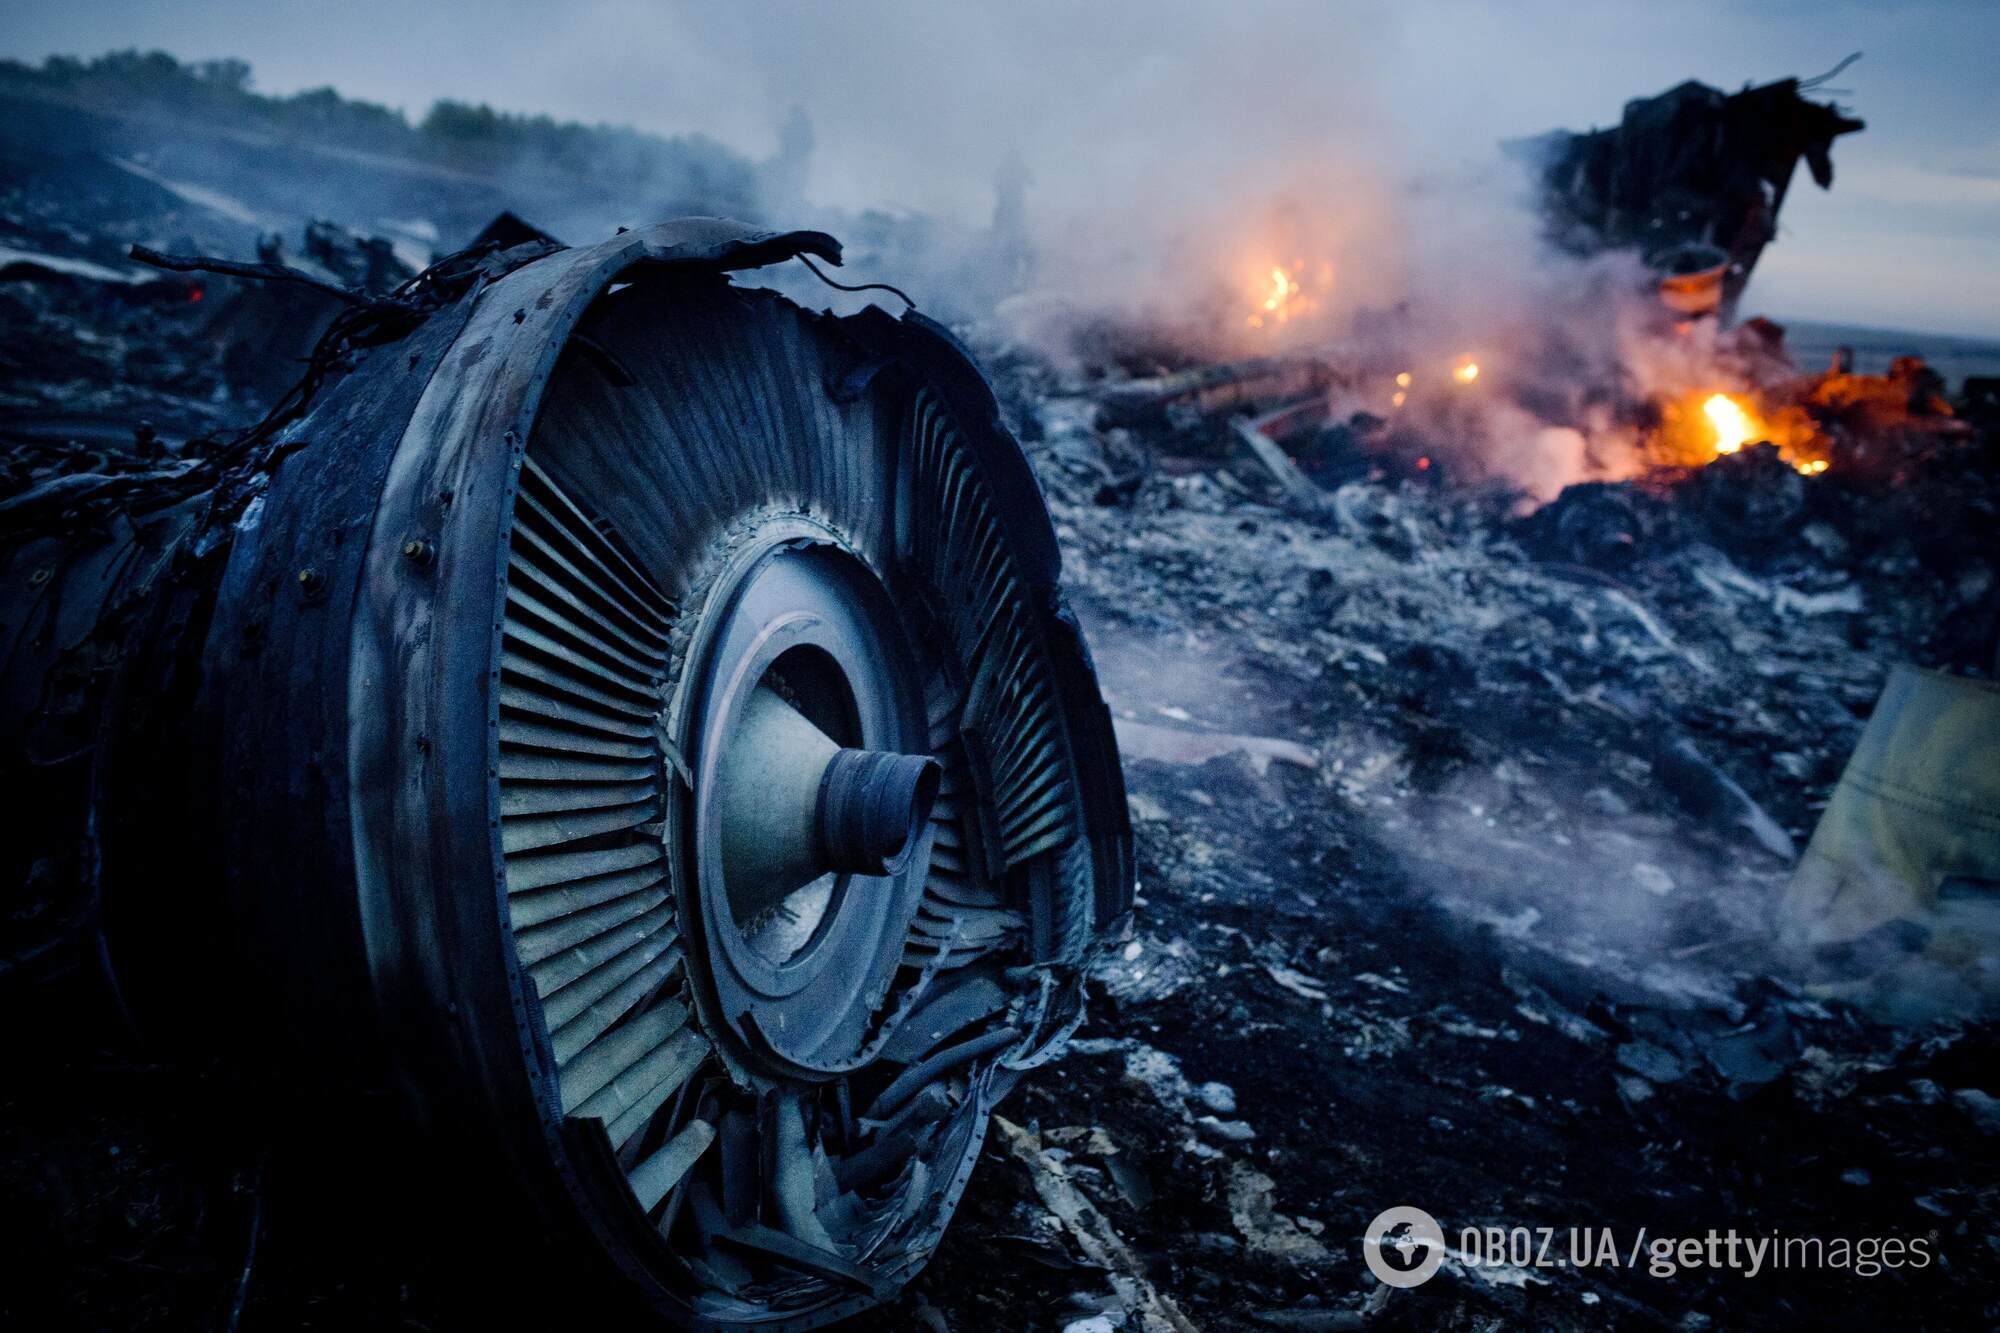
[1783, 666, 2000, 1017]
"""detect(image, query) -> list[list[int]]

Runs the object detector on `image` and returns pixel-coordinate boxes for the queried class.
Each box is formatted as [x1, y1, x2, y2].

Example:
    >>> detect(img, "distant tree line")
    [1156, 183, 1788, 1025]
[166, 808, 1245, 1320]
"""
[1, 50, 759, 204]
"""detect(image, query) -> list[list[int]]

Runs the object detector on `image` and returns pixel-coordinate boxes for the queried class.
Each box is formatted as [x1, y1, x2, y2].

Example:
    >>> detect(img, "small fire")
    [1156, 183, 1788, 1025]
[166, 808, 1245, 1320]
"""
[1248, 266, 1298, 327]
[1265, 267, 1294, 314]
[1692, 391, 1828, 474]
[1244, 259, 1328, 329]
[1452, 361, 1480, 385]
[1703, 393, 1754, 454]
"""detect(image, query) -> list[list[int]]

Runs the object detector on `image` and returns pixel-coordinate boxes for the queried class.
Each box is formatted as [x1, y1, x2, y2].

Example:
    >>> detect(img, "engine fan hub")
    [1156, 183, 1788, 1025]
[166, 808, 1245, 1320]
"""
[671, 515, 934, 1080]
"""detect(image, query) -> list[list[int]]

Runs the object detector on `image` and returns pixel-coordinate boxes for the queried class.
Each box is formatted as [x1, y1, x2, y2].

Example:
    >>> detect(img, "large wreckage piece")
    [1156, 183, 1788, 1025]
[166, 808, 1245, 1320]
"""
[1515, 68, 1864, 320]
[0, 217, 1131, 1326]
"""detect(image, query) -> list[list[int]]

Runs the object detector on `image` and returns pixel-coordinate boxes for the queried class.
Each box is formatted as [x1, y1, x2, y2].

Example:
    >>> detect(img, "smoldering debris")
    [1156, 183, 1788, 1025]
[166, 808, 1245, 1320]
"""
[940, 95, 1994, 1316]
[1021, 345, 1995, 1016]
[947, 317, 1996, 1328]
[3, 53, 1999, 1333]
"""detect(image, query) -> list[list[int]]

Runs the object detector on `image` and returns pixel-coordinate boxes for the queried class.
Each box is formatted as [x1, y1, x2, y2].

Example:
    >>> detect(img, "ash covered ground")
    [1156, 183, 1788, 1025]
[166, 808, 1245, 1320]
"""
[883, 348, 2000, 1330]
[5, 60, 2000, 1333]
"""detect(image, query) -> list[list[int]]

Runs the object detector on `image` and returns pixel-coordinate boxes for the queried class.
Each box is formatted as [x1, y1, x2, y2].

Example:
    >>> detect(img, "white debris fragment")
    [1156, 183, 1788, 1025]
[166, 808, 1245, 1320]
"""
[1631, 862, 1676, 896]
[1262, 963, 1330, 1002]
[1114, 716, 1318, 776]
[1196, 1115, 1256, 1143]
[1196, 1081, 1238, 1116]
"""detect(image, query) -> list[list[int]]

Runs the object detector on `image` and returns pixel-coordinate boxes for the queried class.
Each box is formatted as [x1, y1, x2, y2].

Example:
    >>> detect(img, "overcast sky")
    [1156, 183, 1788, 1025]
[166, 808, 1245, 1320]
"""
[9, 0, 1997, 336]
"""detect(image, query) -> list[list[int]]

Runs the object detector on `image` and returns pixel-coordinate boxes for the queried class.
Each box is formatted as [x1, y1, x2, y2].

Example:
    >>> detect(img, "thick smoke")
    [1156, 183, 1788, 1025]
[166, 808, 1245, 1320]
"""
[710, 5, 1740, 500]
[6, 7, 1882, 497]
[989, 139, 1684, 500]
[13, 0, 1996, 336]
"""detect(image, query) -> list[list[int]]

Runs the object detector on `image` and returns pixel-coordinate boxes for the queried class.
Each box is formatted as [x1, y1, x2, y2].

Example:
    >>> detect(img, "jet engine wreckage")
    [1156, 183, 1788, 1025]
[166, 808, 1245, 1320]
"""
[0, 217, 1132, 1327]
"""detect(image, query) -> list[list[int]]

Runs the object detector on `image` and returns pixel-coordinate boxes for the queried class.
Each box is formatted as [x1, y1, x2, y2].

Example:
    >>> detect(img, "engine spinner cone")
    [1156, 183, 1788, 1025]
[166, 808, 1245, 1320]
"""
[716, 686, 942, 921]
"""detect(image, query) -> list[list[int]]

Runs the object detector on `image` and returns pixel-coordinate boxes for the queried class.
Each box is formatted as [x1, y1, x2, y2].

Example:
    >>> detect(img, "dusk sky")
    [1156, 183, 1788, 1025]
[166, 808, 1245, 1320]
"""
[9, 0, 1996, 337]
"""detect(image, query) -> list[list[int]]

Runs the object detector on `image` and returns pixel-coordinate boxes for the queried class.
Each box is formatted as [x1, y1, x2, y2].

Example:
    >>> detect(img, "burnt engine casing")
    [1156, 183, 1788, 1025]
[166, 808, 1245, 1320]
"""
[0, 218, 1131, 1327]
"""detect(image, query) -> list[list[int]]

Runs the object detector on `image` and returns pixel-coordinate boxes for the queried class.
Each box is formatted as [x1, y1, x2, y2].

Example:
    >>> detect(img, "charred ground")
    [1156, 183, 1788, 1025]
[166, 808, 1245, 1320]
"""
[4, 77, 1999, 1331]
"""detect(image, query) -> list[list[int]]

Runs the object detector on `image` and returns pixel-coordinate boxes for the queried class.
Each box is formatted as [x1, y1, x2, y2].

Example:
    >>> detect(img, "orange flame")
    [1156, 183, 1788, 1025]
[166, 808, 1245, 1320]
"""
[1692, 391, 1829, 475]
[1245, 261, 1324, 329]
[1452, 361, 1480, 385]
[1703, 393, 1753, 454]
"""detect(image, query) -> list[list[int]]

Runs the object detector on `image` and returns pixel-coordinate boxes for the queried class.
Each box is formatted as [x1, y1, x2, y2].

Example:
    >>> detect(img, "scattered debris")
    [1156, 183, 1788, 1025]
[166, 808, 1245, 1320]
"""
[1225, 1167, 1331, 1265]
[995, 1116, 1202, 1333]
[3, 52, 1996, 1333]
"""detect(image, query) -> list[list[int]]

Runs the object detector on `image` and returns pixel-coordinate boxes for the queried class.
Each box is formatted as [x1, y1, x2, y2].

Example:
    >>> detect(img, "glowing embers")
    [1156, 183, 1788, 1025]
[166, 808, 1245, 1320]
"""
[1388, 360, 1479, 411]
[1692, 392, 1829, 474]
[1246, 260, 1331, 329]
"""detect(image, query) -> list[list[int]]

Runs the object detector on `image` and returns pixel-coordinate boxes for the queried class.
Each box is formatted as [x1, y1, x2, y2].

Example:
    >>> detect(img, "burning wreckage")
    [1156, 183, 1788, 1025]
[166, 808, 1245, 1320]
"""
[3, 54, 2000, 1333]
